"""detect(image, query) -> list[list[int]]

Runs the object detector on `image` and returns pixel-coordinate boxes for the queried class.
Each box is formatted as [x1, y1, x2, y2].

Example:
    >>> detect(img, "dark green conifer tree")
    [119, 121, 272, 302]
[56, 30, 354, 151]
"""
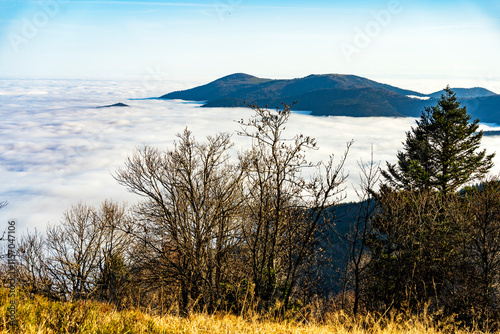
[383, 86, 495, 195]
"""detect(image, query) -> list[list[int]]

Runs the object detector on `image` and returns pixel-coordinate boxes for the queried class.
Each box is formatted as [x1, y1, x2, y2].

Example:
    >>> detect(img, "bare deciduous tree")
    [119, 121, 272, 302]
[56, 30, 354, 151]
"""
[17, 229, 53, 297]
[95, 200, 132, 305]
[115, 129, 245, 314]
[45, 203, 104, 300]
[337, 149, 380, 315]
[238, 103, 350, 310]
[460, 178, 500, 319]
[40, 201, 131, 302]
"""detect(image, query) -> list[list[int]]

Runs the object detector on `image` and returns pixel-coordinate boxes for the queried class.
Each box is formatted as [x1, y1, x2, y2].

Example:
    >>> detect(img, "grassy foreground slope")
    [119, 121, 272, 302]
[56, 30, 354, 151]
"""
[0, 289, 491, 334]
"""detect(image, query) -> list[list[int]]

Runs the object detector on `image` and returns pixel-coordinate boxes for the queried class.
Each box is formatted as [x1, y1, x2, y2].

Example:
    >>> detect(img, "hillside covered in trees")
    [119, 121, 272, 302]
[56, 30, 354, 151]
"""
[159, 73, 500, 123]
[4, 88, 500, 332]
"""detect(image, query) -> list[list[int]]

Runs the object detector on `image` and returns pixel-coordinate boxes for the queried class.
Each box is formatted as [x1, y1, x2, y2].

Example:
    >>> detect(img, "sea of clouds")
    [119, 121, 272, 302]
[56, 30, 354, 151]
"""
[1, 78, 500, 233]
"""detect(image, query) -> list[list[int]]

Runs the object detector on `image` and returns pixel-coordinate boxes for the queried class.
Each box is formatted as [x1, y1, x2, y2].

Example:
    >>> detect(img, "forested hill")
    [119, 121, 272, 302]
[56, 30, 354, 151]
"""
[159, 73, 500, 122]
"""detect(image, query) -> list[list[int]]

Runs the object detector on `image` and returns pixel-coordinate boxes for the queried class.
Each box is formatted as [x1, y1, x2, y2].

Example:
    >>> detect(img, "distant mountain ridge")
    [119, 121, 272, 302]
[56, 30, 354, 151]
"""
[159, 73, 500, 123]
[428, 87, 496, 99]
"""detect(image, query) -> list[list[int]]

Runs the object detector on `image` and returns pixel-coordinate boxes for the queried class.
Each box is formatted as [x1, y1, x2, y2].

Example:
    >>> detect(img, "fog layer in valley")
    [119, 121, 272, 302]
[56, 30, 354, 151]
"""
[1, 79, 500, 231]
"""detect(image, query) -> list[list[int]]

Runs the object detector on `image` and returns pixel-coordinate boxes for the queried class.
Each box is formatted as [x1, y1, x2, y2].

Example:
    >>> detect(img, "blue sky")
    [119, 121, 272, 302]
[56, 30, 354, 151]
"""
[0, 0, 499, 92]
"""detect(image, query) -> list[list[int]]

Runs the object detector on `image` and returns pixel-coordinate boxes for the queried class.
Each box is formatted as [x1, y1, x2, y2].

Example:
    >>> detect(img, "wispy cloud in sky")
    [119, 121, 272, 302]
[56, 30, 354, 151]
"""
[0, 0, 498, 92]
[60, 1, 213, 6]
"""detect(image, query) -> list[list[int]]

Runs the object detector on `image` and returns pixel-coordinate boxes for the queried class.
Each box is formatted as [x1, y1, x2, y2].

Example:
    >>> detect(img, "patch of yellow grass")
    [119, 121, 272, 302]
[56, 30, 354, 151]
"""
[0, 289, 489, 333]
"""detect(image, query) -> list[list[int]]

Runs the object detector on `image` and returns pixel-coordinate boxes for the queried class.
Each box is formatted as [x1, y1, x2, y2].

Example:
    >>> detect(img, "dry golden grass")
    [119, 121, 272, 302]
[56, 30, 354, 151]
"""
[0, 289, 492, 334]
